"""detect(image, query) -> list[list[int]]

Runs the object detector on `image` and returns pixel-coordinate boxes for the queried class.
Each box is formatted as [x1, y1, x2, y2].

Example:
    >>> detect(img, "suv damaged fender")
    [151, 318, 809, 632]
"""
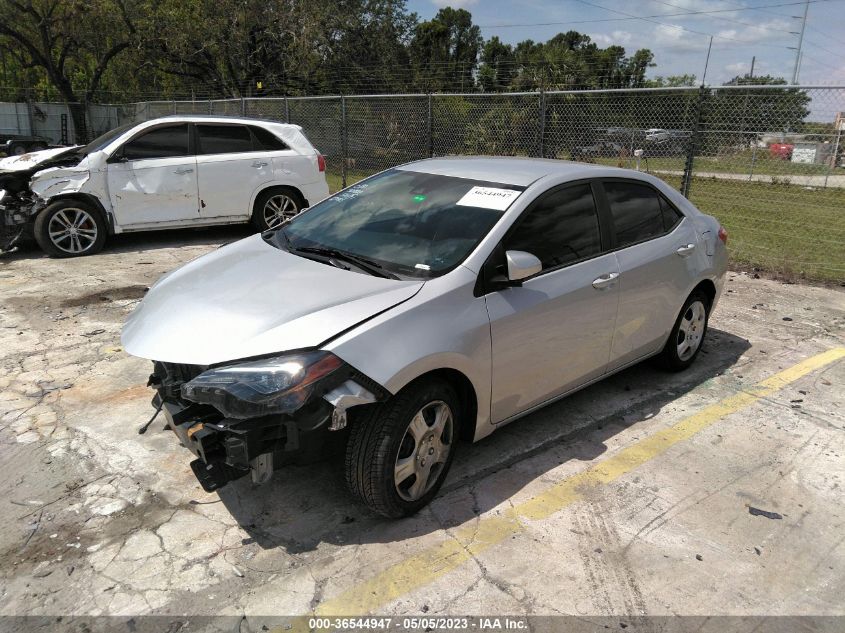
[0, 146, 86, 250]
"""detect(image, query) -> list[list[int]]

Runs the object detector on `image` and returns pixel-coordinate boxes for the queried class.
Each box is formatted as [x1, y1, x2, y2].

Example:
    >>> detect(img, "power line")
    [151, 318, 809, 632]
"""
[477, 0, 839, 29]
[570, 0, 797, 49]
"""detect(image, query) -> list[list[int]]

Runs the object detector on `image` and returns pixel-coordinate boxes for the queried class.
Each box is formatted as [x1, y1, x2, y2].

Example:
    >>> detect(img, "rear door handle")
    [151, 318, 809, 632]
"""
[174, 167, 194, 175]
[676, 243, 696, 256]
[252, 161, 269, 168]
[592, 272, 619, 289]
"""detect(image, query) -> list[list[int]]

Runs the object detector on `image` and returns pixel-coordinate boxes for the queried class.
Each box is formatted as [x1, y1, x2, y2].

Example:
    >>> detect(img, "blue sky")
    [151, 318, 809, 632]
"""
[406, 0, 845, 86]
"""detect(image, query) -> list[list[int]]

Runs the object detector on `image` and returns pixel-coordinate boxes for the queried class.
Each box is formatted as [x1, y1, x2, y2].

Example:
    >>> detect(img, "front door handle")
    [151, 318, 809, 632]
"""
[676, 243, 696, 256]
[174, 167, 194, 175]
[592, 272, 619, 289]
[252, 161, 269, 168]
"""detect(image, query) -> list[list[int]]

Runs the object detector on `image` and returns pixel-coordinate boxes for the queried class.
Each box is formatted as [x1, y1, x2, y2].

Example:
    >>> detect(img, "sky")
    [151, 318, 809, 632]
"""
[406, 0, 845, 87]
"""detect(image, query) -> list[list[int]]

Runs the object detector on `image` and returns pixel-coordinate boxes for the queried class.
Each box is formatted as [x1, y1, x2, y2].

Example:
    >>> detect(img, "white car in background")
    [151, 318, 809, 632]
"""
[0, 115, 329, 257]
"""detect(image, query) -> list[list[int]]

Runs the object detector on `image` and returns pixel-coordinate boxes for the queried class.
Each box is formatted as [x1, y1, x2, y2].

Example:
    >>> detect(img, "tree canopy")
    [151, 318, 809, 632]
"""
[0, 0, 660, 101]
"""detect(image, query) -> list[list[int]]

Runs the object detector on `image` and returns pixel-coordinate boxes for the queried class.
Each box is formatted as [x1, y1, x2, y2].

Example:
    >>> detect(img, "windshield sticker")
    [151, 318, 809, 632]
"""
[456, 186, 521, 211]
[415, 263, 431, 270]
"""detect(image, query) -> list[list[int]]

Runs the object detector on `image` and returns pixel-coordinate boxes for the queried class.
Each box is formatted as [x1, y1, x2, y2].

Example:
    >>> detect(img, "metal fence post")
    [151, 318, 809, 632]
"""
[427, 94, 434, 158]
[341, 95, 348, 189]
[538, 88, 546, 158]
[681, 86, 707, 198]
[240, 97, 245, 116]
[284, 97, 290, 123]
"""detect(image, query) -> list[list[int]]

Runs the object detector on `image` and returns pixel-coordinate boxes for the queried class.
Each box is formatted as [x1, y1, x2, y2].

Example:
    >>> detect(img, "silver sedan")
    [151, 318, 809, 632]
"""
[122, 157, 728, 518]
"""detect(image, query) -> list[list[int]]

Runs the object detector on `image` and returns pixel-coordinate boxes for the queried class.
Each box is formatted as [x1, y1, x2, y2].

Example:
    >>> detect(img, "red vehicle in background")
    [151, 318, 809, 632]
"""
[769, 143, 794, 160]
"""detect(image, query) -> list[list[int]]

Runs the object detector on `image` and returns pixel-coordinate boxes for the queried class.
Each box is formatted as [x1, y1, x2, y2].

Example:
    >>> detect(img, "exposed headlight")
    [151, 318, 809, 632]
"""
[182, 351, 346, 419]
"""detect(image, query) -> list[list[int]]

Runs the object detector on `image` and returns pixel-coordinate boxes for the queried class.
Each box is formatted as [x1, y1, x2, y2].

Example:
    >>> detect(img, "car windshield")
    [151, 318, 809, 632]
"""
[80, 123, 135, 154]
[273, 169, 525, 279]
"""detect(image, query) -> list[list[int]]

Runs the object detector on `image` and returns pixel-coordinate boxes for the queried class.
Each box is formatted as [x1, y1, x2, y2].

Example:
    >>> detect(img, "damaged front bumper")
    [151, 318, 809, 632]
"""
[0, 190, 41, 251]
[148, 358, 387, 492]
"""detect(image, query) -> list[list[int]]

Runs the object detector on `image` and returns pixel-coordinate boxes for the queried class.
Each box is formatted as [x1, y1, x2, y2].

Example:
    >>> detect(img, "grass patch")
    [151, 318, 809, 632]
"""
[658, 174, 844, 283]
[326, 169, 369, 194]
[591, 153, 837, 177]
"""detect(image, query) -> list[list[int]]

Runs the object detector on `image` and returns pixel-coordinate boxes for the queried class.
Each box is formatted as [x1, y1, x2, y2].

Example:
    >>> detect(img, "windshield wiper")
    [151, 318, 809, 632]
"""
[294, 246, 399, 279]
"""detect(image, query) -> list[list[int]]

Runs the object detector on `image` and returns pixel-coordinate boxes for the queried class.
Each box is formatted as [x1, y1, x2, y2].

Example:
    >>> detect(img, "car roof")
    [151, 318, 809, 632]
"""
[396, 156, 648, 188]
[154, 114, 296, 127]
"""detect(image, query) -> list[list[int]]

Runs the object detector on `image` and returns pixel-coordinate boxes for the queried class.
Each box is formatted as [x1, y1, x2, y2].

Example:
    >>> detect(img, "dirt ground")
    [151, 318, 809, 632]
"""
[1, 226, 844, 626]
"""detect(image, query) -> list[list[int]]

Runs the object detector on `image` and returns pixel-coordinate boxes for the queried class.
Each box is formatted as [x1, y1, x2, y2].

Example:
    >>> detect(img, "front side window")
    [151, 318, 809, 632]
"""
[197, 124, 253, 155]
[121, 124, 190, 161]
[274, 169, 525, 278]
[603, 181, 665, 248]
[505, 183, 601, 271]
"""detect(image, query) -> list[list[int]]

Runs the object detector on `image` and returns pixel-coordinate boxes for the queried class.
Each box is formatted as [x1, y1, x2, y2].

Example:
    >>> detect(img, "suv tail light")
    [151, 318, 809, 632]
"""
[718, 226, 728, 244]
[317, 154, 326, 172]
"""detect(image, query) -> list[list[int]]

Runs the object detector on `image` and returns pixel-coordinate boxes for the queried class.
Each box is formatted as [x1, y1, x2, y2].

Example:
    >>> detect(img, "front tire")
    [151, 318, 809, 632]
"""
[34, 199, 107, 258]
[251, 187, 305, 231]
[345, 379, 460, 518]
[659, 290, 710, 371]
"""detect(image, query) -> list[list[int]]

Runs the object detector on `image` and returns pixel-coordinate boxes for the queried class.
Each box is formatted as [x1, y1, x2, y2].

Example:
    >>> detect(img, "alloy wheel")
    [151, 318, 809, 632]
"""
[262, 194, 299, 229]
[676, 300, 706, 361]
[47, 208, 99, 254]
[394, 400, 454, 502]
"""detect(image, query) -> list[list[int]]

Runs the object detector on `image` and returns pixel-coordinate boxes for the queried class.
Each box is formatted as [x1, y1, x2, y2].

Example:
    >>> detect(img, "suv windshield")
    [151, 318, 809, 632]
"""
[273, 169, 525, 278]
[80, 122, 135, 155]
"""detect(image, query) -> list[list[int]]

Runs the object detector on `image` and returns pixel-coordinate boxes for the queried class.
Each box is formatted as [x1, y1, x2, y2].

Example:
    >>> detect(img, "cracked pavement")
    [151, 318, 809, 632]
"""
[1, 226, 844, 618]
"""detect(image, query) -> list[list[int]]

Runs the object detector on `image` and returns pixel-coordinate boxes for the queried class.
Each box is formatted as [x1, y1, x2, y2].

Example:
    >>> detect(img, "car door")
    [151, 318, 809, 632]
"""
[194, 123, 276, 219]
[484, 182, 621, 423]
[598, 179, 700, 372]
[106, 123, 198, 227]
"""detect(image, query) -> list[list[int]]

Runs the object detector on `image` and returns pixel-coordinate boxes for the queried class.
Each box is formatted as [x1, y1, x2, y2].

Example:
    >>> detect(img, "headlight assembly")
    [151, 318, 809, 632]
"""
[181, 351, 346, 418]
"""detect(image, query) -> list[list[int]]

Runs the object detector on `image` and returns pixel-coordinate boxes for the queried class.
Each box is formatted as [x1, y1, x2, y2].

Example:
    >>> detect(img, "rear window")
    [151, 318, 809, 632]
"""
[197, 124, 253, 154]
[251, 126, 288, 151]
[603, 181, 666, 248]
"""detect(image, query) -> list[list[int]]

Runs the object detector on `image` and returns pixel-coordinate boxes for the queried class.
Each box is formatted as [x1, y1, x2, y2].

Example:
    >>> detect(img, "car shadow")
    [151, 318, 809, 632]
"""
[216, 327, 751, 554]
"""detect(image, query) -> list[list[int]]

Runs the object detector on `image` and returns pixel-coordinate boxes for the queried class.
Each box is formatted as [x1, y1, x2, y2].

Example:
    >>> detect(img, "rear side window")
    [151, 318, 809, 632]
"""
[603, 181, 665, 247]
[505, 183, 601, 271]
[659, 195, 684, 231]
[122, 124, 189, 160]
[197, 125, 253, 154]
[251, 126, 288, 151]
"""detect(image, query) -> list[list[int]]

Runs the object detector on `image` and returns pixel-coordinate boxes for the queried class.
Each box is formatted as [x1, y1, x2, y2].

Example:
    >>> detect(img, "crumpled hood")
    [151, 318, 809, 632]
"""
[122, 234, 424, 365]
[0, 146, 80, 172]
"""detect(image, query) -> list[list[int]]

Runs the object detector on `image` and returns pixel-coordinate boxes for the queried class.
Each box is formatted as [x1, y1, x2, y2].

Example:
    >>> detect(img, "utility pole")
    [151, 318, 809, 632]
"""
[791, 0, 809, 85]
[749, 56, 755, 79]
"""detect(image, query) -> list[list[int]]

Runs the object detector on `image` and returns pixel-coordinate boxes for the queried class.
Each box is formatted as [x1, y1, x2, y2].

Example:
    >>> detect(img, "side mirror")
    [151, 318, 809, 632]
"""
[505, 250, 542, 282]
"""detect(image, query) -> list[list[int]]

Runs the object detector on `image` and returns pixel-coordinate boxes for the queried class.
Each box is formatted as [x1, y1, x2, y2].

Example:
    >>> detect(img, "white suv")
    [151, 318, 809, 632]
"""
[0, 115, 329, 257]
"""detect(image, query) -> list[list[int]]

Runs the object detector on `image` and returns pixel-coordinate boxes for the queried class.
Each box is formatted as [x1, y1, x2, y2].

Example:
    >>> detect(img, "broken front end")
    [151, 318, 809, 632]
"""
[0, 173, 40, 251]
[147, 352, 386, 492]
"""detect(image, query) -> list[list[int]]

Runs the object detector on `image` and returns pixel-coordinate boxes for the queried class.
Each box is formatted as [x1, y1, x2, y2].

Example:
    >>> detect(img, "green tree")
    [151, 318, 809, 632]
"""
[409, 7, 481, 92]
[0, 0, 138, 138]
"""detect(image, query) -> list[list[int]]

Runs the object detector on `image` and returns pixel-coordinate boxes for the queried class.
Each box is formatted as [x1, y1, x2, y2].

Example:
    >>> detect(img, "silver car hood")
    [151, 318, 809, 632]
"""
[121, 234, 424, 365]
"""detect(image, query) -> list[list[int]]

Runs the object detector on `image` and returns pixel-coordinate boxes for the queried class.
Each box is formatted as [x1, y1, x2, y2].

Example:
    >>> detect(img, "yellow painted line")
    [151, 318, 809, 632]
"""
[308, 347, 845, 619]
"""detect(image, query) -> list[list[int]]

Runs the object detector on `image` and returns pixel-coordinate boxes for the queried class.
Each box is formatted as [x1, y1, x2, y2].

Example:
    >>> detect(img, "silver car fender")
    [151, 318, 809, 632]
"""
[324, 265, 494, 442]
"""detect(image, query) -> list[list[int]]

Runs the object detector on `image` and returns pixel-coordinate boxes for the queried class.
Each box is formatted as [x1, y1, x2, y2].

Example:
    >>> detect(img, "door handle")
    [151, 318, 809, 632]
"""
[592, 272, 619, 289]
[676, 243, 696, 256]
[252, 161, 269, 168]
[174, 167, 194, 175]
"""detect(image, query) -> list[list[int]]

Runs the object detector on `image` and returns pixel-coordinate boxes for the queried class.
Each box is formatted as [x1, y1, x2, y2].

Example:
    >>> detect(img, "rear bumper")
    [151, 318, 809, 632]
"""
[300, 179, 330, 207]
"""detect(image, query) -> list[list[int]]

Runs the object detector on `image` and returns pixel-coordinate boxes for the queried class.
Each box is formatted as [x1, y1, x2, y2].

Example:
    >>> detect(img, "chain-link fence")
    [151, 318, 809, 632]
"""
[2, 86, 843, 281]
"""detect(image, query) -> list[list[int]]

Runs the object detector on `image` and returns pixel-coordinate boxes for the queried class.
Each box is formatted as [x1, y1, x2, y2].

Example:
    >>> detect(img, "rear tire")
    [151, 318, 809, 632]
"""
[34, 199, 107, 258]
[659, 290, 710, 371]
[251, 187, 305, 231]
[345, 379, 460, 518]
